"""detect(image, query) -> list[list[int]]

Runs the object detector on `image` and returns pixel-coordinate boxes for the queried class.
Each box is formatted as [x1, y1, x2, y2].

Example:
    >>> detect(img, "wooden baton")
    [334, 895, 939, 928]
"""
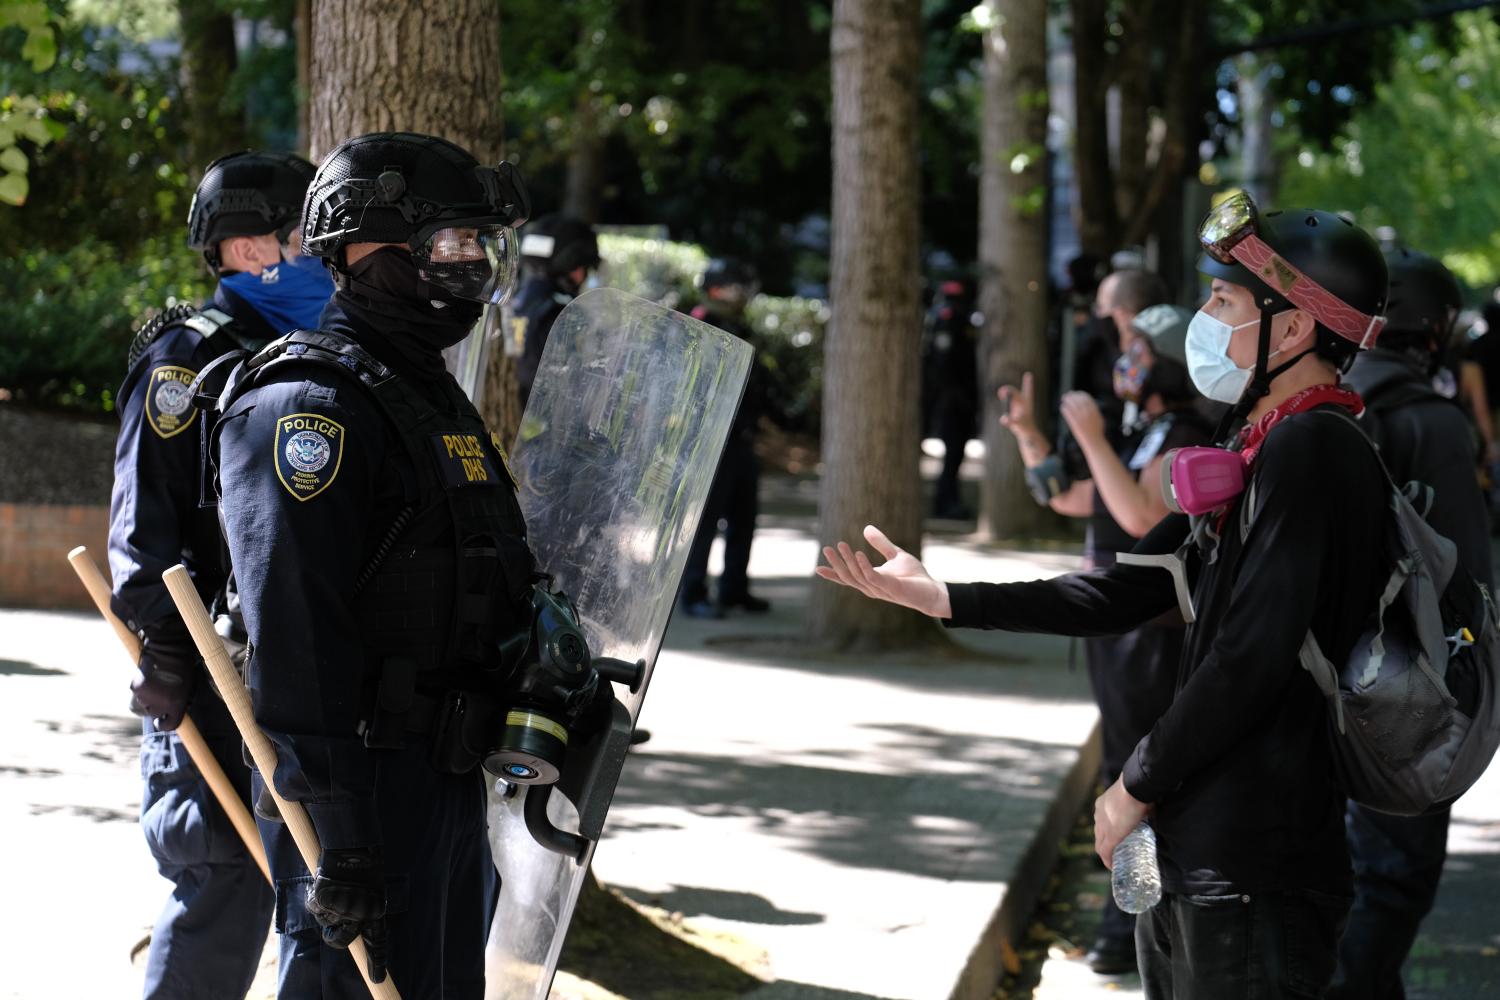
[66, 546, 270, 882]
[162, 563, 401, 1000]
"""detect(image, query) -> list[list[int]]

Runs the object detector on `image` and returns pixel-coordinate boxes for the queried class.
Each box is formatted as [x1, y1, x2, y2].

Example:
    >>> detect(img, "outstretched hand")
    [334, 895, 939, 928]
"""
[815, 525, 952, 619]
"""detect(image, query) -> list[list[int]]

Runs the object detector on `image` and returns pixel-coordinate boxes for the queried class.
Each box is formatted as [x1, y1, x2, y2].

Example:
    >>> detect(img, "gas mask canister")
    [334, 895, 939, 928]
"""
[1159, 446, 1248, 516]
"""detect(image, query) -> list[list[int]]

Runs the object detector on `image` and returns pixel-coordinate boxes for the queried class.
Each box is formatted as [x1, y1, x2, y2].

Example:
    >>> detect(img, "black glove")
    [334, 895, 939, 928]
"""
[305, 847, 388, 983]
[129, 627, 200, 732]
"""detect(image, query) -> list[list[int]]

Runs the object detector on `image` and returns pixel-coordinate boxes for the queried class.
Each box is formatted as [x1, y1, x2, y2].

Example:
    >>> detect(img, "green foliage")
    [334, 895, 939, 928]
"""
[0, 236, 209, 411]
[1279, 13, 1500, 287]
[598, 234, 826, 433]
[0, 0, 60, 204]
[0, 7, 194, 247]
[1210, 0, 1419, 150]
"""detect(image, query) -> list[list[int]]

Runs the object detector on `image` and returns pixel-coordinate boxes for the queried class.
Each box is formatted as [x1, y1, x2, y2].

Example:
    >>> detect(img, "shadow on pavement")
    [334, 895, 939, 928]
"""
[616, 732, 1077, 882]
[0, 658, 66, 676]
[614, 884, 825, 926]
[1407, 821, 1500, 1000]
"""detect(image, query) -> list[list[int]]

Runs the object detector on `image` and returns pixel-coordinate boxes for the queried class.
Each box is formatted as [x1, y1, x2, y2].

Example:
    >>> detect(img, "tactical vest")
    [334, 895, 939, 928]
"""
[203, 328, 536, 759]
[127, 304, 259, 370]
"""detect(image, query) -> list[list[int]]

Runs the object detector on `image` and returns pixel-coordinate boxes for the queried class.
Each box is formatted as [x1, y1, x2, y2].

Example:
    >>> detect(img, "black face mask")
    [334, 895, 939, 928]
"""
[341, 247, 483, 347]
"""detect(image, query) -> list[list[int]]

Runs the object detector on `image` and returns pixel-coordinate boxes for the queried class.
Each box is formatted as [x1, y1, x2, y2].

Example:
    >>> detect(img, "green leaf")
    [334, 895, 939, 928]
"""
[0, 147, 27, 173]
[0, 172, 29, 206]
[22, 26, 57, 72]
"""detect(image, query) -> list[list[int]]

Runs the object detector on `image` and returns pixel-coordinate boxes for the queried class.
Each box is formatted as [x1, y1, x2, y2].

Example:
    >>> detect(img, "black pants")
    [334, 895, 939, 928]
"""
[1137, 890, 1351, 999]
[1326, 804, 1450, 1000]
[931, 403, 975, 515]
[680, 440, 760, 605]
[255, 746, 498, 999]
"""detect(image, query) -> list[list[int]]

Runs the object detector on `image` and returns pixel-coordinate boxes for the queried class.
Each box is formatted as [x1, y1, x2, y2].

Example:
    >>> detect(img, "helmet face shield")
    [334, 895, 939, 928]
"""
[413, 224, 521, 305]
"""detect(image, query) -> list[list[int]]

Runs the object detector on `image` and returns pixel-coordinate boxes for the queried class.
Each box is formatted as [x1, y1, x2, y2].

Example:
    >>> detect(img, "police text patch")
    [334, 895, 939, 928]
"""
[274, 413, 345, 501]
[431, 433, 501, 487]
[145, 365, 199, 439]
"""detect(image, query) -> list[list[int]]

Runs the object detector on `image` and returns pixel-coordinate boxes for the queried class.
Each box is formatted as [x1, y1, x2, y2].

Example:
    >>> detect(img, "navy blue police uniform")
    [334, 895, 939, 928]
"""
[680, 305, 766, 611]
[512, 273, 575, 412]
[108, 285, 287, 1000]
[208, 293, 534, 998]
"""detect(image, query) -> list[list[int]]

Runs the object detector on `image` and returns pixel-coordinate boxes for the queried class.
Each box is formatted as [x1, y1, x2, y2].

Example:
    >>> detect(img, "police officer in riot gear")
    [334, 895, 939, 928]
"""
[1331, 248, 1491, 1000]
[680, 257, 771, 617]
[108, 150, 330, 999]
[206, 132, 533, 996]
[511, 213, 600, 410]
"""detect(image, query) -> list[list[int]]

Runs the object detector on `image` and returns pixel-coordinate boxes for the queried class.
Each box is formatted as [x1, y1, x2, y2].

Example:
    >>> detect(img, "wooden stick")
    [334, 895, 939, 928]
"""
[163, 563, 401, 1000]
[66, 546, 270, 882]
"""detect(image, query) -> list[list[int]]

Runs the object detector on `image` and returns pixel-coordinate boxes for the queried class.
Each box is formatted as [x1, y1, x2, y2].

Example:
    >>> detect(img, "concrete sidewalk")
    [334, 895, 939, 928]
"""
[4, 508, 1495, 998]
[0, 522, 1100, 999]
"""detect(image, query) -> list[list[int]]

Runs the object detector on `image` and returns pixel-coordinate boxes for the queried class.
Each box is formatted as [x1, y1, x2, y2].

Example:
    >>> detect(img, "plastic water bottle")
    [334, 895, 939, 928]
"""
[1111, 821, 1162, 913]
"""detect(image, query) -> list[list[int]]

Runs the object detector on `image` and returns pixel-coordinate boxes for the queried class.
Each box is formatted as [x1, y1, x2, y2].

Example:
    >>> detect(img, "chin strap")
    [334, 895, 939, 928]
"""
[1213, 309, 1324, 444]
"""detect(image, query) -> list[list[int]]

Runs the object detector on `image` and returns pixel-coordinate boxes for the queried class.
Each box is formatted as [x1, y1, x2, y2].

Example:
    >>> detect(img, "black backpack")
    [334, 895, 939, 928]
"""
[1241, 409, 1500, 815]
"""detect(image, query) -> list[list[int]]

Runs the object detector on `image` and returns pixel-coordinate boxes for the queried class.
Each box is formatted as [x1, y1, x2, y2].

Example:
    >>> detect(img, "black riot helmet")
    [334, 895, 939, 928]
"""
[701, 257, 759, 293]
[1381, 247, 1463, 363]
[699, 257, 760, 313]
[301, 132, 531, 305]
[187, 151, 315, 269]
[519, 214, 601, 285]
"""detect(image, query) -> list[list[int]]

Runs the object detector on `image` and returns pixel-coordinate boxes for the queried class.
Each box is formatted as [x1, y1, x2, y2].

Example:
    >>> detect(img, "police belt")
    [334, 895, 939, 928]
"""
[361, 669, 507, 775]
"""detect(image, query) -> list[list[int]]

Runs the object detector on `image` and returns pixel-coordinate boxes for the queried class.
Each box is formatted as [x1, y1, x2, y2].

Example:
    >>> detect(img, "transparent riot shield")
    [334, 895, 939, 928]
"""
[442, 304, 500, 407]
[484, 287, 753, 999]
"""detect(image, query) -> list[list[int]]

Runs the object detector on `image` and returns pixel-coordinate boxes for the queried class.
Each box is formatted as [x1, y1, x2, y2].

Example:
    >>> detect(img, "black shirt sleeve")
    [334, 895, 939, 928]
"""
[108, 326, 217, 633]
[945, 513, 1188, 636]
[215, 373, 386, 849]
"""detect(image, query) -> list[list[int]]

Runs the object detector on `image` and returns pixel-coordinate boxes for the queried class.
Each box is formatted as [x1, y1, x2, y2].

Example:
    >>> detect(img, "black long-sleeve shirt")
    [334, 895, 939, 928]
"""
[947, 408, 1387, 895]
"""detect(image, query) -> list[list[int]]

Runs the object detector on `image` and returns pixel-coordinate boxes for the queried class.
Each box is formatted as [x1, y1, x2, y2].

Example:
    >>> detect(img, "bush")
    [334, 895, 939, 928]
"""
[0, 236, 209, 412]
[599, 233, 825, 434]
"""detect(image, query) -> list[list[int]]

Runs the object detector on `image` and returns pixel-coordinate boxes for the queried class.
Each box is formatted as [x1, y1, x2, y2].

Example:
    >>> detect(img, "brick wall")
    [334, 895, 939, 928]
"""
[0, 503, 110, 610]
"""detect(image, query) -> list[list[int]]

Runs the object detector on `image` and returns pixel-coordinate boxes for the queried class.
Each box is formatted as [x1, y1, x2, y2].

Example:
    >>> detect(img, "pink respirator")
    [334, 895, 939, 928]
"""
[1160, 447, 1248, 516]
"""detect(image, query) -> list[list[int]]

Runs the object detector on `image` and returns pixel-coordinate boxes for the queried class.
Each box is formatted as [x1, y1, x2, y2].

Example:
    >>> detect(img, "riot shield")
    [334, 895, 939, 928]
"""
[484, 287, 753, 999]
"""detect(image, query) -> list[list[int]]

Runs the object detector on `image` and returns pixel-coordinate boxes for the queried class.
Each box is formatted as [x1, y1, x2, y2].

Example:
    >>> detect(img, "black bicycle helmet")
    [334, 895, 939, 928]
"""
[1382, 247, 1463, 352]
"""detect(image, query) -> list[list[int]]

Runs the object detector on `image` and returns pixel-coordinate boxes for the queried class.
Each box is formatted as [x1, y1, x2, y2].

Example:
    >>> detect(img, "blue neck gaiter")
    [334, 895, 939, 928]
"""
[219, 255, 335, 334]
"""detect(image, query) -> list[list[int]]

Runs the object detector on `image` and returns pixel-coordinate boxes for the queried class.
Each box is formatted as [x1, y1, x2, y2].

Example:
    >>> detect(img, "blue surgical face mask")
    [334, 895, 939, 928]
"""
[220, 255, 335, 334]
[1185, 311, 1260, 403]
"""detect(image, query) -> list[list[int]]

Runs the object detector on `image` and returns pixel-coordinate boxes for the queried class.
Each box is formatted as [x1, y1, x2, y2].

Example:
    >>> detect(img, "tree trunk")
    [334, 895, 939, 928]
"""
[294, 0, 311, 154]
[1235, 52, 1278, 206]
[308, 0, 523, 444]
[562, 101, 605, 223]
[1112, 1, 1152, 227]
[979, 0, 1051, 540]
[177, 0, 244, 171]
[806, 0, 931, 653]
[1069, 0, 1115, 258]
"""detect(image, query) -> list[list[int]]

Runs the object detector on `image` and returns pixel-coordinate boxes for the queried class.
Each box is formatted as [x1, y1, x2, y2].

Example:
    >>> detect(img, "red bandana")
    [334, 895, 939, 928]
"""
[1236, 384, 1365, 466]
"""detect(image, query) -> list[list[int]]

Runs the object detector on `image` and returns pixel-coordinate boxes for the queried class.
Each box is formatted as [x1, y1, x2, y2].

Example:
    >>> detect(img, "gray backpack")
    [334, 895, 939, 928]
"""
[1243, 410, 1500, 815]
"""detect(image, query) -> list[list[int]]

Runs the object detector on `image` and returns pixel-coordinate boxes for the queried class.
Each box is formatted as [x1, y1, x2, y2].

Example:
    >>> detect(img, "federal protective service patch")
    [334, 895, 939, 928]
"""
[145, 365, 199, 439]
[275, 412, 345, 501]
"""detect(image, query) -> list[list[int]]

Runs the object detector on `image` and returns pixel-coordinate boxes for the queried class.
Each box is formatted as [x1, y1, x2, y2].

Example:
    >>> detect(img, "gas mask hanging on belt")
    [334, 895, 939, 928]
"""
[484, 584, 643, 786]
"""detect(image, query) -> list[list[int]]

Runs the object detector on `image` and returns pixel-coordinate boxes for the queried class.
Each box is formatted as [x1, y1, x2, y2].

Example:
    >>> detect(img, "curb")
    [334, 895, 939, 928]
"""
[950, 721, 1102, 1000]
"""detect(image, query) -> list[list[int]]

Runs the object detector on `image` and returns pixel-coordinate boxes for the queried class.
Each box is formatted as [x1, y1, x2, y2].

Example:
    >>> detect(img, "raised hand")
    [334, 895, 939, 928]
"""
[815, 525, 952, 619]
[998, 371, 1038, 434]
[1059, 390, 1106, 445]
